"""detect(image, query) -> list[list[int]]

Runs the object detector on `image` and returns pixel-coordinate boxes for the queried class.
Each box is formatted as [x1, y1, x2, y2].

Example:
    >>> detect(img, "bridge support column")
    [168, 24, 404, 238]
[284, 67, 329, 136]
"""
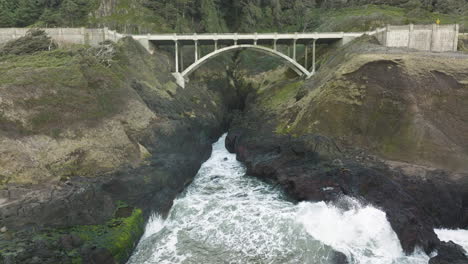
[214, 40, 218, 51]
[180, 45, 184, 71]
[305, 43, 308, 69]
[273, 39, 277, 51]
[172, 73, 185, 89]
[293, 39, 297, 60]
[137, 37, 155, 54]
[174, 40, 179, 73]
[312, 39, 317, 74]
[194, 40, 198, 62]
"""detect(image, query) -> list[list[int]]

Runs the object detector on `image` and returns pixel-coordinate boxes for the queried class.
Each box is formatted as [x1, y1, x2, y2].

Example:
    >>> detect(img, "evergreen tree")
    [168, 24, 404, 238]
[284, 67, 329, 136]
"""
[239, 1, 264, 32]
[14, 0, 44, 27]
[0, 0, 16, 27]
[271, 0, 282, 29]
[59, 0, 91, 26]
[200, 0, 227, 32]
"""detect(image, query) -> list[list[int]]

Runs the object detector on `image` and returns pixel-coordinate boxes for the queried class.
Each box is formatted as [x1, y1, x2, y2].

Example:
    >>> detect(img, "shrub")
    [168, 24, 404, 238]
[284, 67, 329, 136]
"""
[0, 29, 58, 56]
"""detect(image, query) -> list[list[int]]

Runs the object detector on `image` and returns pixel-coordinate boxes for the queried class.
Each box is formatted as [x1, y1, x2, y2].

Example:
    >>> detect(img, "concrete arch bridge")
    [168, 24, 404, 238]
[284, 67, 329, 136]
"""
[0, 25, 459, 88]
[132, 32, 380, 88]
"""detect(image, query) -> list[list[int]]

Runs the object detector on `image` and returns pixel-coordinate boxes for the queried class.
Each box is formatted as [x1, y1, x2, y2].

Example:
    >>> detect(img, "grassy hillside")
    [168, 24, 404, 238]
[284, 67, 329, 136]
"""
[248, 36, 468, 172]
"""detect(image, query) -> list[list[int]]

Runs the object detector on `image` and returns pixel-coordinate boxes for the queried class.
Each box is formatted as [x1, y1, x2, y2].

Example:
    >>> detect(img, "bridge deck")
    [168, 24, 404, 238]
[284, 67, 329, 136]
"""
[132, 32, 367, 45]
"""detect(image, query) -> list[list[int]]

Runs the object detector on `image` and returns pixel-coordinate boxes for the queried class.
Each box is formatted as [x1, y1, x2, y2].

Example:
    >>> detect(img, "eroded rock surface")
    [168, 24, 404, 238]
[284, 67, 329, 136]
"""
[0, 37, 242, 263]
[227, 37, 468, 263]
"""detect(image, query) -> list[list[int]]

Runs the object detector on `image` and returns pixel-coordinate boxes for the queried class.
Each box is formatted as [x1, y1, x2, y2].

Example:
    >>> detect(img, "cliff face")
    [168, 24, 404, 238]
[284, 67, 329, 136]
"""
[256, 39, 468, 173]
[0, 37, 243, 263]
[0, 48, 154, 186]
[226, 37, 468, 262]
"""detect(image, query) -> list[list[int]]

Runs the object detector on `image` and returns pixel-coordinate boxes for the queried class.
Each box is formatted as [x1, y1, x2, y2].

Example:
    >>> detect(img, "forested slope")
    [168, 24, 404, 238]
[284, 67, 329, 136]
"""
[0, 0, 466, 33]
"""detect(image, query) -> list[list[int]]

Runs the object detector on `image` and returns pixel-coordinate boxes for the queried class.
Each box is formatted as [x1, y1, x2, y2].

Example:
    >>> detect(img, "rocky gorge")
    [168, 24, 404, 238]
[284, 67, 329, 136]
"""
[226, 38, 468, 263]
[0, 30, 467, 264]
[0, 35, 244, 263]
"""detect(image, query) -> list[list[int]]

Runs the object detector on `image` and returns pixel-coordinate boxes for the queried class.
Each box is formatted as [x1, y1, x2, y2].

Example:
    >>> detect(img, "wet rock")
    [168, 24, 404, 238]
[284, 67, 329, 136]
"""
[33, 239, 54, 258]
[0, 37, 236, 263]
[114, 206, 134, 218]
[226, 129, 465, 254]
[83, 247, 117, 264]
[331, 251, 349, 264]
[58, 234, 83, 250]
[429, 241, 468, 264]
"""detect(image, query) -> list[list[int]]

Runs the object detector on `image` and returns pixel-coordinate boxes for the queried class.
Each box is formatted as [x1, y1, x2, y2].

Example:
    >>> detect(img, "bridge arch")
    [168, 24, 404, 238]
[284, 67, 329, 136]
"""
[180, 44, 314, 80]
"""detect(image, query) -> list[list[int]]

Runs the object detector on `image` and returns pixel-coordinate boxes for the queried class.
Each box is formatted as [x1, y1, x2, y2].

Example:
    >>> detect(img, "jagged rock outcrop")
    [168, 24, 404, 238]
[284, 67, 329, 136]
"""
[227, 37, 468, 263]
[0, 37, 243, 263]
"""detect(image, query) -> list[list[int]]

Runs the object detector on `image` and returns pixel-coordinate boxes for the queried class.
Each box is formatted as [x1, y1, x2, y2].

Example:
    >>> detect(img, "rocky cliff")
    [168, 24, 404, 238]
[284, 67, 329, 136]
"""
[0, 37, 243, 263]
[226, 36, 468, 263]
[1, 29, 467, 263]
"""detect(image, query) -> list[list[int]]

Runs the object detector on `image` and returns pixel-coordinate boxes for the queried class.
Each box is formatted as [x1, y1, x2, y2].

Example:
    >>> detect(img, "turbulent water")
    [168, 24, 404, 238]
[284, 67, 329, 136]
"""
[128, 134, 446, 264]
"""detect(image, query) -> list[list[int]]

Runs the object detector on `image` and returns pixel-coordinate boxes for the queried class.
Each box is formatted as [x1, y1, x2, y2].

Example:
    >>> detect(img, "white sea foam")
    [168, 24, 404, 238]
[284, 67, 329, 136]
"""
[141, 213, 165, 240]
[128, 134, 431, 264]
[297, 198, 429, 264]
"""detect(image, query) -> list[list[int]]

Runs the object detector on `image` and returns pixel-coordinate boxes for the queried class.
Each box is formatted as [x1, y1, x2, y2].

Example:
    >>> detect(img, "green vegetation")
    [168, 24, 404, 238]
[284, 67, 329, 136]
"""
[0, 0, 466, 33]
[315, 4, 468, 32]
[69, 207, 144, 262]
[0, 0, 97, 27]
[259, 80, 303, 108]
[0, 39, 129, 137]
[0, 204, 144, 263]
[0, 29, 57, 56]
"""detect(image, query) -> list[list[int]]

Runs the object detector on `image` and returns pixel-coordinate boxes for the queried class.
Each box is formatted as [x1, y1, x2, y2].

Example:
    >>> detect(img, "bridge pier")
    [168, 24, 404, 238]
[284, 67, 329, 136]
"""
[312, 39, 317, 74]
[175, 40, 179, 73]
[172, 73, 186, 89]
[305, 43, 308, 69]
[180, 44, 184, 71]
[194, 40, 199, 62]
[293, 39, 297, 60]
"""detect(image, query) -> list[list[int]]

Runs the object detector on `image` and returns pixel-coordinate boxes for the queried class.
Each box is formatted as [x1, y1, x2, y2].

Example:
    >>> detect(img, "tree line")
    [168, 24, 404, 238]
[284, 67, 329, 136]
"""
[0, 0, 94, 27]
[0, 0, 466, 32]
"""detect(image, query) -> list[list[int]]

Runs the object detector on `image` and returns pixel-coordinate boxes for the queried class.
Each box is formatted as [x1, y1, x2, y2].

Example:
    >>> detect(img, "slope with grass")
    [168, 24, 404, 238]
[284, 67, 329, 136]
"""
[0, 32, 244, 263]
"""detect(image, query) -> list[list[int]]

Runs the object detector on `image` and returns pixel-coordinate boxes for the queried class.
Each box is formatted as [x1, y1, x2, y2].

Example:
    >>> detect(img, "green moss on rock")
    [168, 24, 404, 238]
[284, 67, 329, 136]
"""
[71, 207, 144, 263]
[12, 206, 145, 264]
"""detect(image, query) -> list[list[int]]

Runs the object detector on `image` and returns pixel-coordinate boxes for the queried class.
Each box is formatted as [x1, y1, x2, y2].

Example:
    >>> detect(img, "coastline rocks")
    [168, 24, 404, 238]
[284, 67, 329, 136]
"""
[226, 128, 467, 262]
[429, 241, 468, 264]
[0, 38, 241, 262]
[224, 38, 468, 261]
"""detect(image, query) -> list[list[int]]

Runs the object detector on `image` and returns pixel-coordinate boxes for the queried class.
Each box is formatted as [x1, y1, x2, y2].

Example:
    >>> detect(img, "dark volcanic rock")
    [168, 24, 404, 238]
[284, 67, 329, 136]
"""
[82, 247, 117, 264]
[226, 129, 467, 255]
[58, 234, 83, 250]
[429, 241, 468, 264]
[331, 251, 349, 264]
[0, 38, 242, 263]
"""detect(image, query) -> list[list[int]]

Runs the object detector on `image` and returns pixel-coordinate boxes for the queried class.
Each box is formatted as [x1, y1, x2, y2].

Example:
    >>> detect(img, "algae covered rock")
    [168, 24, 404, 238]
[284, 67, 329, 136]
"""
[226, 36, 468, 259]
[261, 41, 468, 173]
[0, 36, 240, 263]
[0, 44, 155, 186]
